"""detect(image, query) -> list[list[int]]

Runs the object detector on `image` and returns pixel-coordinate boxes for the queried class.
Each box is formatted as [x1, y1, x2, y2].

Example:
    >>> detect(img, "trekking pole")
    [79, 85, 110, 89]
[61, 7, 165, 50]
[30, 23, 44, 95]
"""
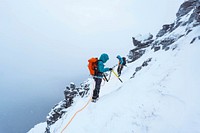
[107, 71, 112, 81]
[112, 64, 118, 69]
[103, 74, 109, 82]
[111, 70, 123, 83]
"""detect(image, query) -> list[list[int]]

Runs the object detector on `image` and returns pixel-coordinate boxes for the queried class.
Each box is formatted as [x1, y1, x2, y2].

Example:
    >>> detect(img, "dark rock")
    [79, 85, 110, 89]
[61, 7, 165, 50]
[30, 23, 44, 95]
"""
[186, 29, 193, 35]
[153, 0, 199, 53]
[130, 72, 136, 79]
[70, 82, 75, 90]
[64, 89, 76, 102]
[142, 58, 152, 67]
[164, 47, 170, 51]
[45, 126, 50, 133]
[157, 0, 200, 36]
[190, 37, 197, 43]
[132, 37, 142, 47]
[128, 49, 146, 63]
[145, 39, 154, 45]
[195, 4, 200, 22]
[154, 46, 161, 52]
[172, 21, 182, 31]
[142, 61, 148, 67]
[172, 44, 178, 50]
[176, 0, 197, 18]
[131, 58, 152, 79]
[132, 34, 154, 47]
[132, 34, 153, 47]
[160, 37, 176, 50]
[175, 0, 200, 27]
[156, 24, 174, 38]
[135, 66, 142, 72]
[178, 35, 184, 39]
[147, 34, 153, 40]
[190, 36, 200, 44]
[46, 82, 90, 127]
[129, 34, 154, 62]
[151, 40, 159, 50]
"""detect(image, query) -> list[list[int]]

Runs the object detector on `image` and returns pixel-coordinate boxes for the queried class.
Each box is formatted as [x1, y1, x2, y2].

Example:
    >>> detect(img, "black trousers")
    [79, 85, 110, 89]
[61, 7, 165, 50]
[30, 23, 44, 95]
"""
[92, 77, 102, 99]
[117, 64, 124, 76]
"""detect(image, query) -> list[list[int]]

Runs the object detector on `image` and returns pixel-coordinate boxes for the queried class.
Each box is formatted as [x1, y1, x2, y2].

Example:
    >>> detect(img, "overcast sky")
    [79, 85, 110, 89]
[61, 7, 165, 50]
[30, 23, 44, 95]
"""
[0, 0, 185, 106]
[0, 0, 185, 132]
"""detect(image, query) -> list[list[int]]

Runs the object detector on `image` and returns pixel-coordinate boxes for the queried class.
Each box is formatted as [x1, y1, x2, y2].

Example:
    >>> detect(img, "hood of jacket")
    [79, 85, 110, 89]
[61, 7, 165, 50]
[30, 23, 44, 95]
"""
[99, 53, 109, 63]
[116, 55, 121, 59]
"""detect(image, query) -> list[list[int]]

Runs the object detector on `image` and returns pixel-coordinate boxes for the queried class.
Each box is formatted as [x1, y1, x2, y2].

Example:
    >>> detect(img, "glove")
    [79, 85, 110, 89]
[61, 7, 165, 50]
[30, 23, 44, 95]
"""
[109, 68, 113, 71]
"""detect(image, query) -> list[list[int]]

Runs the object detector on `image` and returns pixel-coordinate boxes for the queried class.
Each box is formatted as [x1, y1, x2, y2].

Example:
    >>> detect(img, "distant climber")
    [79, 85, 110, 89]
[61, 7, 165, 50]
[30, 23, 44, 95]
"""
[91, 53, 113, 102]
[116, 55, 126, 77]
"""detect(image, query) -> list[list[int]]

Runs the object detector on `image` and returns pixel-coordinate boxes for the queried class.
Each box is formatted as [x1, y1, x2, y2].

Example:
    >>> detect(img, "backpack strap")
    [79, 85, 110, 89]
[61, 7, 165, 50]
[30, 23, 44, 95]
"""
[95, 60, 103, 76]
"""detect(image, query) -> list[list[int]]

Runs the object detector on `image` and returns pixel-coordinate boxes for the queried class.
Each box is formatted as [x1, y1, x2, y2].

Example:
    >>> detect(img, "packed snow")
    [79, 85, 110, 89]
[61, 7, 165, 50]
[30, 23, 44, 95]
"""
[28, 24, 200, 133]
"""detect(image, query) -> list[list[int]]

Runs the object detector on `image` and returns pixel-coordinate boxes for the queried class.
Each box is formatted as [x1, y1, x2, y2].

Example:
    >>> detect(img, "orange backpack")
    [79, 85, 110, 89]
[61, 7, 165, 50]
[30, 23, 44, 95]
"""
[88, 57, 98, 76]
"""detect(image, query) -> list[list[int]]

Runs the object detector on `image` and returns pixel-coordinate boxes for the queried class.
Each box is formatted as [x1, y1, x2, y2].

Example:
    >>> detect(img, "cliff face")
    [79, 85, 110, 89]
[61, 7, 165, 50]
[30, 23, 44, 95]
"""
[128, 0, 200, 62]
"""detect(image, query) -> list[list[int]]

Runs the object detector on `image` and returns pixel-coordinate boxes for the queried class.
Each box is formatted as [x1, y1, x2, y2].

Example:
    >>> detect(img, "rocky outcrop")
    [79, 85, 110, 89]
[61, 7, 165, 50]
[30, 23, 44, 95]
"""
[128, 0, 200, 63]
[128, 34, 153, 63]
[45, 82, 90, 133]
[156, 24, 175, 38]
[176, 0, 198, 18]
[176, 0, 200, 27]
[156, 0, 200, 38]
[131, 58, 152, 79]
[190, 36, 200, 43]
[152, 34, 184, 51]
[129, 0, 200, 79]
[151, 0, 200, 52]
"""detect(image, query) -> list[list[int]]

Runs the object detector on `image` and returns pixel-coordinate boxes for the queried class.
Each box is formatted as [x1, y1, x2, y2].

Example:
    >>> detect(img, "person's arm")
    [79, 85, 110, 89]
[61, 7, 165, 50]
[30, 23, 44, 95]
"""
[98, 61, 110, 72]
[118, 56, 123, 65]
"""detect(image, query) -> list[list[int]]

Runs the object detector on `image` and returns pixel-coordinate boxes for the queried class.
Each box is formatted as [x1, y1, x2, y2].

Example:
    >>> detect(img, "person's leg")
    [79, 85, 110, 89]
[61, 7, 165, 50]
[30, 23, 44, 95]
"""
[92, 78, 102, 99]
[117, 65, 120, 75]
[118, 64, 123, 76]
[119, 65, 124, 74]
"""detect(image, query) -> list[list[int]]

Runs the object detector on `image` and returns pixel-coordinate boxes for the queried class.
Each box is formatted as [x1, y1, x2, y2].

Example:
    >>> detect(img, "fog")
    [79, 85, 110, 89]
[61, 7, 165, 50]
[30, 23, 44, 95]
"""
[0, 0, 184, 132]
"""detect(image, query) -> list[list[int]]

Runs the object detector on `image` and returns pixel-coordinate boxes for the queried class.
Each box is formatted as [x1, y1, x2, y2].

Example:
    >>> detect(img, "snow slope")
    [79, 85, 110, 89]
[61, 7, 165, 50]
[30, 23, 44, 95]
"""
[28, 0, 200, 132]
[28, 23, 200, 133]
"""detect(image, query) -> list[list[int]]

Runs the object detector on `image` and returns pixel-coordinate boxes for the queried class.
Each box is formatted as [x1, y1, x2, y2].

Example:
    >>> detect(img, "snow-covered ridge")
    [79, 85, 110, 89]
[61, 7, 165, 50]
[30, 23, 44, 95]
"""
[28, 0, 200, 133]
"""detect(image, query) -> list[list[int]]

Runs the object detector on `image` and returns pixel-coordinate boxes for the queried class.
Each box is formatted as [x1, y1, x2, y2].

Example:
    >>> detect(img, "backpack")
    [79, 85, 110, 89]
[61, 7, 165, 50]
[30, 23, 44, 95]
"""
[122, 57, 126, 65]
[88, 57, 98, 76]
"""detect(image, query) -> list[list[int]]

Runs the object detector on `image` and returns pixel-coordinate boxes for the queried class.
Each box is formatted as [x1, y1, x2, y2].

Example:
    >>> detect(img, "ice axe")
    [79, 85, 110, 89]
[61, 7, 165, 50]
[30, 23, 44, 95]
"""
[111, 70, 123, 83]
[103, 73, 109, 82]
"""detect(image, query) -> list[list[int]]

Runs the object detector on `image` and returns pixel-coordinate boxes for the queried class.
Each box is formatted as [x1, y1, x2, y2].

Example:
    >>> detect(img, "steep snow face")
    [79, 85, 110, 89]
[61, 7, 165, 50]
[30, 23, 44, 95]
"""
[60, 28, 200, 133]
[28, 1, 200, 133]
[28, 25, 200, 133]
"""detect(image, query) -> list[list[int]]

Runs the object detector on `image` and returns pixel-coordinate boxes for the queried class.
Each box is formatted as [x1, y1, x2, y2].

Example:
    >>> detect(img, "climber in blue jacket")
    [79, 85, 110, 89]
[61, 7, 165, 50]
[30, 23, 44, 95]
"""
[116, 55, 126, 77]
[92, 53, 112, 101]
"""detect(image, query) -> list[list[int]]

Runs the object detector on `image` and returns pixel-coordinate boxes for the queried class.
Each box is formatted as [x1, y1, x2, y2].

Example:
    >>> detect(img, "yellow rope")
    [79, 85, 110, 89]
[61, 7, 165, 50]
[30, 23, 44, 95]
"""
[60, 83, 94, 133]
[60, 97, 92, 133]
[112, 70, 119, 77]
[112, 70, 123, 83]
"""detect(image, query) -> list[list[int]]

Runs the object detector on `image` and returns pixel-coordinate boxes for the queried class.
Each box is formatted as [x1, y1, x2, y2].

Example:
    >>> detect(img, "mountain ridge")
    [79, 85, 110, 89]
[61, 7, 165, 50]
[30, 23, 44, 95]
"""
[28, 0, 200, 132]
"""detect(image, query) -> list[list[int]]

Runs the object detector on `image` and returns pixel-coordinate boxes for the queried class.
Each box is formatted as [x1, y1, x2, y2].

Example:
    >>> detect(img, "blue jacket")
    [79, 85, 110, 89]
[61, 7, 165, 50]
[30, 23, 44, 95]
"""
[116, 55, 124, 65]
[98, 53, 110, 73]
